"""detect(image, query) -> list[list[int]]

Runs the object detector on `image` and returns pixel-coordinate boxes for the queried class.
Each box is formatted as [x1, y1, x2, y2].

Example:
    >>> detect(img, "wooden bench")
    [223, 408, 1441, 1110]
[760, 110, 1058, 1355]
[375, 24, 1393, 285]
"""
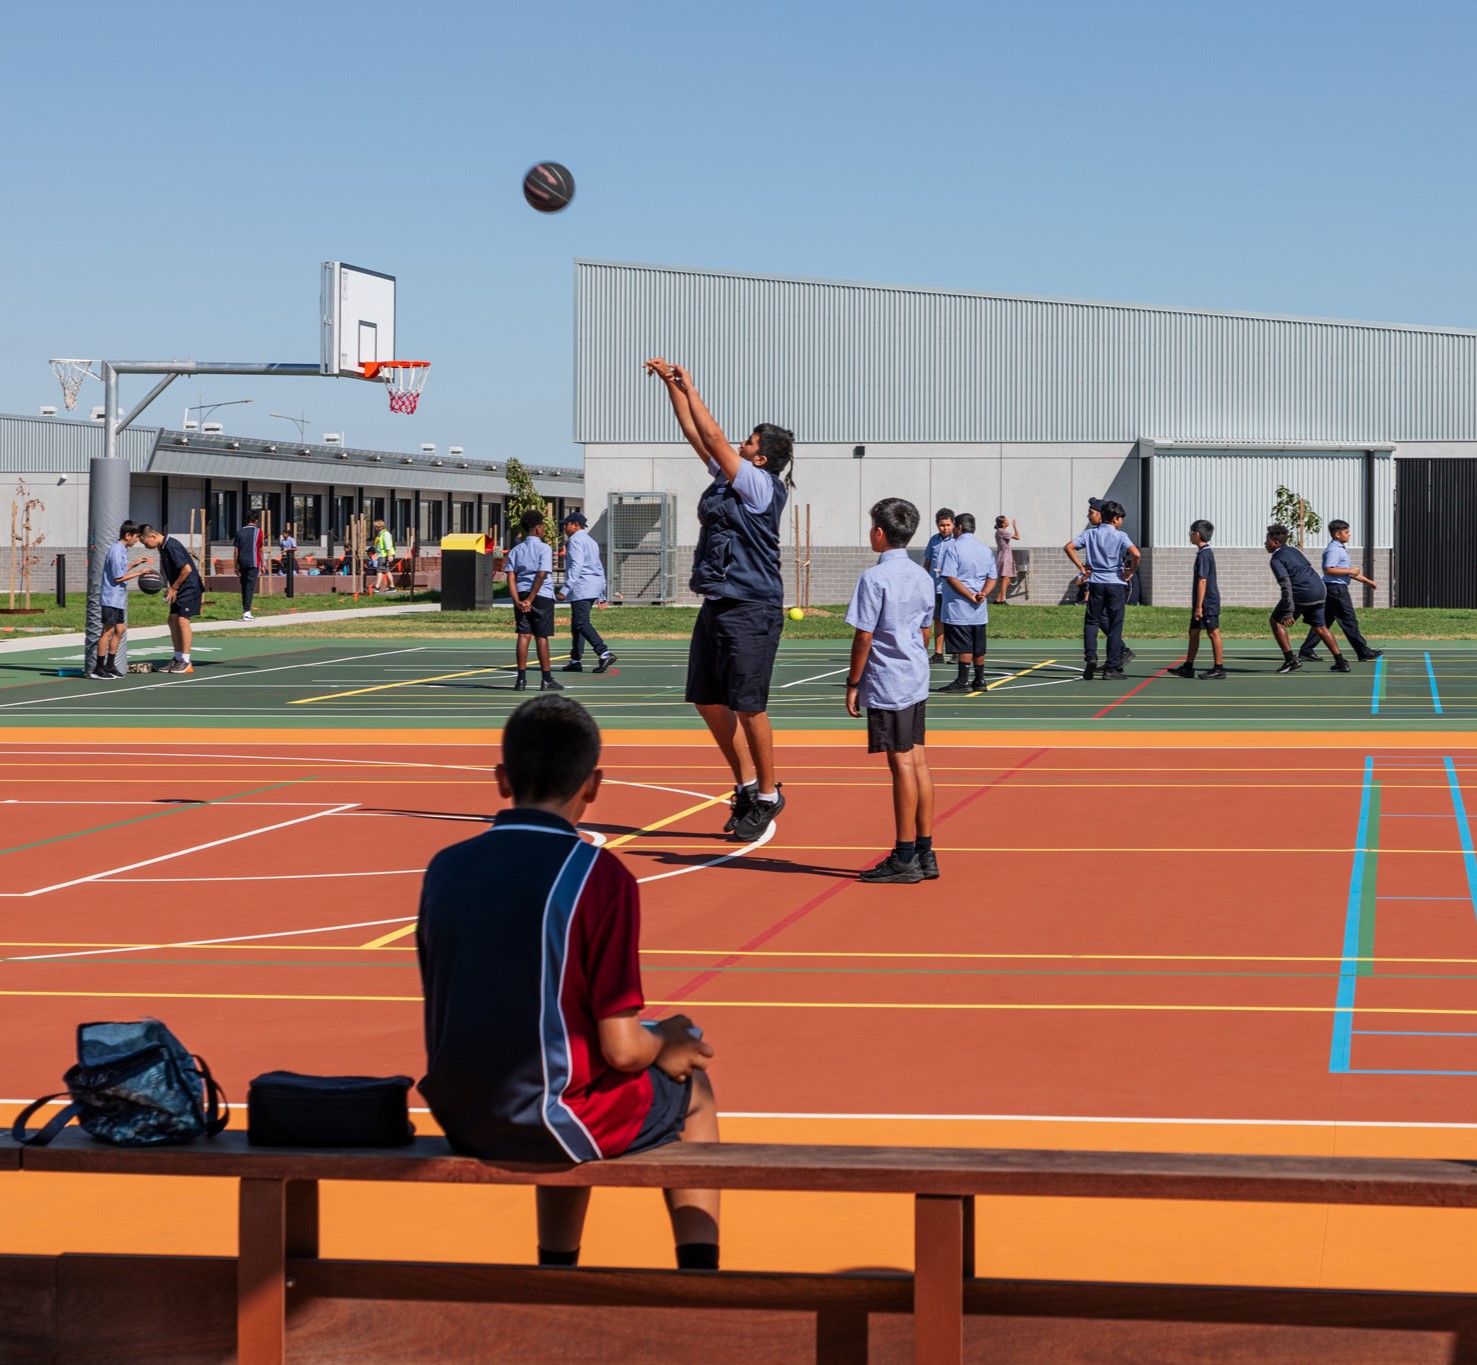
[6, 1132, 1477, 1363]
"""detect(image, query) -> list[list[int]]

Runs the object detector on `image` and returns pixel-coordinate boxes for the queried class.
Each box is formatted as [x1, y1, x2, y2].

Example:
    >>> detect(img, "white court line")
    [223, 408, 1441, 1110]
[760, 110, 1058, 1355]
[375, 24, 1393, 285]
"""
[990, 676, 1085, 693]
[101, 869, 425, 884]
[779, 667, 850, 689]
[0, 646, 426, 711]
[2, 800, 346, 808]
[0, 803, 359, 898]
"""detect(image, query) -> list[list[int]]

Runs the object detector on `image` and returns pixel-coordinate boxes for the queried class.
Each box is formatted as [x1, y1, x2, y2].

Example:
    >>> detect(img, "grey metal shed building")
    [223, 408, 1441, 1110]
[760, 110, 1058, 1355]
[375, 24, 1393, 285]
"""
[575, 260, 1477, 607]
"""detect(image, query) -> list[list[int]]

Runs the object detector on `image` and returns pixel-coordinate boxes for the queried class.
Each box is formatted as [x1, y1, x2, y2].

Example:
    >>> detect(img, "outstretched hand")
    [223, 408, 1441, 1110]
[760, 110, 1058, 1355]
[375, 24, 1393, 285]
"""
[643, 357, 674, 381]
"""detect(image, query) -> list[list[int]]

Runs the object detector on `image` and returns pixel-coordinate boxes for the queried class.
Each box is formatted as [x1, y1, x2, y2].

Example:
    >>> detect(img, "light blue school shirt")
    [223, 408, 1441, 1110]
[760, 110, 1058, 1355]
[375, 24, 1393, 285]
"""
[923, 531, 950, 591]
[101, 541, 129, 609]
[1072, 523, 1132, 585]
[1322, 539, 1352, 586]
[935, 534, 997, 625]
[505, 537, 554, 599]
[845, 549, 935, 710]
[560, 529, 606, 601]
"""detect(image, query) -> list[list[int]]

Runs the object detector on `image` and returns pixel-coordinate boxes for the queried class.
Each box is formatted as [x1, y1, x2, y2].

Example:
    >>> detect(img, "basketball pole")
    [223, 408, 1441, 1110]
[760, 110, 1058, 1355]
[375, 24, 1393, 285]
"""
[86, 360, 321, 672]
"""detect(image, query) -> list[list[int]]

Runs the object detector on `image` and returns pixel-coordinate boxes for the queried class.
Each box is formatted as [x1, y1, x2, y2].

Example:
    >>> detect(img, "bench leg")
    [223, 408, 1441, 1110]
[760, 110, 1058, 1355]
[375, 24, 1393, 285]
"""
[286, 1178, 320, 1259]
[239, 1178, 287, 1365]
[914, 1194, 966, 1365]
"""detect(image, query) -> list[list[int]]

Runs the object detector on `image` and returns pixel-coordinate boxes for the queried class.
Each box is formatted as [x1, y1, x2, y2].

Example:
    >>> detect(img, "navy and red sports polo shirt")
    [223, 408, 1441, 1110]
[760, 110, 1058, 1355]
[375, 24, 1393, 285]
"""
[416, 808, 652, 1162]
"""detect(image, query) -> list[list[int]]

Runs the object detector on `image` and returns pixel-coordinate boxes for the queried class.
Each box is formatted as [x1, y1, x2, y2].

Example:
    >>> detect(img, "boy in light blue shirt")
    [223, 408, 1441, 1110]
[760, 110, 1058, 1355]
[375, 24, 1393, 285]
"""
[93, 519, 147, 679]
[557, 511, 617, 675]
[921, 507, 955, 663]
[845, 498, 940, 885]
[1064, 500, 1139, 679]
[505, 509, 561, 692]
[934, 513, 998, 694]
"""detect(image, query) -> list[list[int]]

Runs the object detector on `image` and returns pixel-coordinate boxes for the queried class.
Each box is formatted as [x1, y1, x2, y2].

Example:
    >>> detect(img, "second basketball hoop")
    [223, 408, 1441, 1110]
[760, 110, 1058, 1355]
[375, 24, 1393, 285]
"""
[363, 360, 430, 415]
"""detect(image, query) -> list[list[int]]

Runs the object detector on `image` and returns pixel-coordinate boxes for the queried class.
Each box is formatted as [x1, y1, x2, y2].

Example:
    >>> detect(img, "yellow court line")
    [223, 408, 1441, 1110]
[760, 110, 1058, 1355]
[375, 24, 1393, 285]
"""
[289, 666, 506, 704]
[359, 923, 420, 949]
[356, 790, 733, 947]
[977, 659, 1058, 695]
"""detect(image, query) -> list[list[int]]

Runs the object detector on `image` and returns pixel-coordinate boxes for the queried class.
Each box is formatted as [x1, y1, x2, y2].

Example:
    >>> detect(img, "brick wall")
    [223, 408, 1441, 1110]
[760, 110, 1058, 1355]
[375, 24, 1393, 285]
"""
[1145, 547, 1391, 609]
[0, 546, 86, 598]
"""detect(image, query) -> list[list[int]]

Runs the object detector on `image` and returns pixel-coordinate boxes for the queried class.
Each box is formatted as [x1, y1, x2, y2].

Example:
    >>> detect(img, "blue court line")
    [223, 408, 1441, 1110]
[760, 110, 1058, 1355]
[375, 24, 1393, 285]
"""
[1446, 756, 1477, 920]
[1353, 1030, 1477, 1038]
[1329, 754, 1375, 1074]
[1371, 655, 1384, 715]
[1426, 652, 1444, 715]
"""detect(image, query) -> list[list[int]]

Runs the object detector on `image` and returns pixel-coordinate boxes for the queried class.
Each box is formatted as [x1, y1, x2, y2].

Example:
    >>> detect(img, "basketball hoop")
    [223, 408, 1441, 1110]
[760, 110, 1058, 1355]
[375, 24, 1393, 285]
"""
[49, 358, 98, 411]
[363, 360, 430, 415]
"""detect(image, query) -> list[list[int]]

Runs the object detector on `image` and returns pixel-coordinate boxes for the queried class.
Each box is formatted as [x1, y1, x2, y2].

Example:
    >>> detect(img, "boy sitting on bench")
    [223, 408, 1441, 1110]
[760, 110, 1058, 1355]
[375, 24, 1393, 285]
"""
[415, 695, 720, 1269]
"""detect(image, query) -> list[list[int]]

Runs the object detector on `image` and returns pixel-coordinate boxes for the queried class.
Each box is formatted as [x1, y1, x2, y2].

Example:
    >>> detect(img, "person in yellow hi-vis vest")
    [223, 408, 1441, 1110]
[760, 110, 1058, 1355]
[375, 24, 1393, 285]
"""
[372, 520, 396, 594]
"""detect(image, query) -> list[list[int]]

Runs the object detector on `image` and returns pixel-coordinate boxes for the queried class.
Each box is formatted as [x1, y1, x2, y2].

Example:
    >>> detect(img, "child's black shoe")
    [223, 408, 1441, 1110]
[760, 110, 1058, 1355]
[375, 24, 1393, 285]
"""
[918, 850, 940, 880]
[859, 853, 924, 884]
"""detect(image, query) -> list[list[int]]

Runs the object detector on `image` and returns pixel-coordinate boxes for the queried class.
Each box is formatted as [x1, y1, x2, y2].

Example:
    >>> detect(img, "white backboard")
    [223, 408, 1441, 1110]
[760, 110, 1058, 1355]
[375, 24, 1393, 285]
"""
[320, 262, 396, 377]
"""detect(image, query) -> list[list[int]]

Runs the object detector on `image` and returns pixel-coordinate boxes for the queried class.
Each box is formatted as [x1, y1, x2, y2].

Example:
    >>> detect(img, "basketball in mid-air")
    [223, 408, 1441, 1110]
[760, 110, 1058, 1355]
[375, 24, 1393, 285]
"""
[137, 571, 164, 595]
[522, 162, 575, 213]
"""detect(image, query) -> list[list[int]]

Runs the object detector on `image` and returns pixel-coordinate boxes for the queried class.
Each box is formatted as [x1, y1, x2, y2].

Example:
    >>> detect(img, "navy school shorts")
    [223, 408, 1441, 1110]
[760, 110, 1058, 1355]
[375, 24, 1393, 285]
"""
[867, 700, 927, 754]
[1273, 598, 1325, 629]
[685, 597, 784, 713]
[515, 597, 555, 637]
[943, 622, 987, 657]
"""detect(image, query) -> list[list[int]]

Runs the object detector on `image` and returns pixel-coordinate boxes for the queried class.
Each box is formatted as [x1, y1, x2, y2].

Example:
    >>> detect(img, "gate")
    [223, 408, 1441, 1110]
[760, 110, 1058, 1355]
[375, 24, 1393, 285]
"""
[1395, 459, 1477, 608]
[606, 492, 677, 605]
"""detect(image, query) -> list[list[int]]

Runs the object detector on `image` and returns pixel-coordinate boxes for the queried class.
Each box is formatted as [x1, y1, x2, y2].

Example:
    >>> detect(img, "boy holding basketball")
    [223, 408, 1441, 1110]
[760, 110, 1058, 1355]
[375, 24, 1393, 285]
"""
[138, 524, 200, 675]
[846, 498, 940, 883]
[92, 519, 148, 679]
[417, 695, 720, 1269]
[506, 509, 562, 691]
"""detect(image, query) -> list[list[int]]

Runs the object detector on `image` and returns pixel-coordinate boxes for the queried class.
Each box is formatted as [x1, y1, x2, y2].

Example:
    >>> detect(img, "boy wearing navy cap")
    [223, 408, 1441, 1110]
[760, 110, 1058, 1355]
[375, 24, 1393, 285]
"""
[505, 509, 562, 691]
[558, 511, 617, 675]
[846, 498, 940, 884]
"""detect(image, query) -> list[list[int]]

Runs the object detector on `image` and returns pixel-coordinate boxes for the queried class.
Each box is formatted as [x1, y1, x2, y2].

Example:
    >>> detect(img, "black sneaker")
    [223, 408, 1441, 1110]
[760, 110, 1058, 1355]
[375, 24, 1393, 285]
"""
[594, 653, 617, 674]
[1082, 661, 1097, 680]
[540, 676, 565, 691]
[1100, 668, 1127, 680]
[1276, 658, 1302, 675]
[731, 785, 784, 843]
[723, 785, 757, 834]
[1167, 663, 1196, 679]
[858, 853, 924, 884]
[936, 678, 971, 693]
[1358, 650, 1383, 662]
[560, 661, 584, 672]
[930, 654, 946, 665]
[1331, 656, 1352, 673]
[104, 661, 127, 678]
[918, 850, 940, 880]
[513, 674, 528, 690]
[1198, 665, 1228, 680]
[1298, 652, 1321, 663]
[88, 663, 111, 679]
[1122, 648, 1137, 664]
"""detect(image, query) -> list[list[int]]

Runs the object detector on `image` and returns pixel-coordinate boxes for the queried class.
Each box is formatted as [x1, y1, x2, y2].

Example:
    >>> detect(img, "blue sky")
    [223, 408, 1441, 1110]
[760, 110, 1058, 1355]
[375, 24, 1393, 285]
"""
[2, 0, 1473, 465]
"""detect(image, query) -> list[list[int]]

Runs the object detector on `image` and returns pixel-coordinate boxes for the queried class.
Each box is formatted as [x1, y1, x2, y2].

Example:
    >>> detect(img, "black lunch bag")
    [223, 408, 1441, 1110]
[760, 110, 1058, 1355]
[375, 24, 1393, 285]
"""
[247, 1071, 415, 1147]
[12, 1017, 228, 1147]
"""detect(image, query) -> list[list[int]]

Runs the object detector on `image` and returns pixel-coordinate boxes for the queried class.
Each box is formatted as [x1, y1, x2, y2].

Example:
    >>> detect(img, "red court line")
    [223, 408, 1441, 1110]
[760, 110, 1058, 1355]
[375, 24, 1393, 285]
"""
[1093, 659, 1185, 720]
[658, 748, 1050, 1007]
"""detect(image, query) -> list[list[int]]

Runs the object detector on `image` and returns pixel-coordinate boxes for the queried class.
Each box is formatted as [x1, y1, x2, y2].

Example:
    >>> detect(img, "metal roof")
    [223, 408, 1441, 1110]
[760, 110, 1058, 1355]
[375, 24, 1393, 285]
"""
[574, 260, 1477, 446]
[0, 413, 158, 472]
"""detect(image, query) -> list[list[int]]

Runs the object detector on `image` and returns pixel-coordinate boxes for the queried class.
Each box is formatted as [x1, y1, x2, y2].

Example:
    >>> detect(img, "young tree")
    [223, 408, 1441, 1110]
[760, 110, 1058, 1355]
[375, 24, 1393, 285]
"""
[503, 458, 559, 555]
[1270, 485, 1322, 549]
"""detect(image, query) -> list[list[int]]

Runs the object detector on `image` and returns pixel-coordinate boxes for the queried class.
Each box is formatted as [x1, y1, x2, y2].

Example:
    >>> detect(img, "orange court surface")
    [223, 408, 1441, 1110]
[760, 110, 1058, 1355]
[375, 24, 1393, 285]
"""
[5, 668, 1477, 1294]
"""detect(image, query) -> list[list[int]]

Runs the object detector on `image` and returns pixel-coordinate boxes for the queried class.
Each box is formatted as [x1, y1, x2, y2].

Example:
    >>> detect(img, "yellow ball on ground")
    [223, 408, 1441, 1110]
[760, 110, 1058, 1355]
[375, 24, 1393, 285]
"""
[787, 607, 805, 621]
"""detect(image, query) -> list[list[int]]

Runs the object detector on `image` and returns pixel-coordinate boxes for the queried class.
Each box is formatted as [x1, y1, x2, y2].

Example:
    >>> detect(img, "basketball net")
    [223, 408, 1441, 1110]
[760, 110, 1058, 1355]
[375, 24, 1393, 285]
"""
[50, 359, 98, 412]
[363, 360, 430, 415]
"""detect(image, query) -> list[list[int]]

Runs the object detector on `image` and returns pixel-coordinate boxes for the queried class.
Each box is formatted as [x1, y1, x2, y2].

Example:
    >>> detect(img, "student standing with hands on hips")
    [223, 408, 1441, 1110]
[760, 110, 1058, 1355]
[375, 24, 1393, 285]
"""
[644, 356, 793, 845]
[558, 511, 617, 675]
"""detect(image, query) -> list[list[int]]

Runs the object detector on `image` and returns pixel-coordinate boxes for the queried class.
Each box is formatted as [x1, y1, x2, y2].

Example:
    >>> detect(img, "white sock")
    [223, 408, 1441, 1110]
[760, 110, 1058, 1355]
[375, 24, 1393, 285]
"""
[181, 653, 190, 662]
[756, 790, 779, 804]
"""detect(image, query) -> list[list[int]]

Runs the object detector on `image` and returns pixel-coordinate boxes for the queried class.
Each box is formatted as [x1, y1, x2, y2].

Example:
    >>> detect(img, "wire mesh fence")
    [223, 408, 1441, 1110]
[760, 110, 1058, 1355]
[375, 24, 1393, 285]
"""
[606, 491, 677, 604]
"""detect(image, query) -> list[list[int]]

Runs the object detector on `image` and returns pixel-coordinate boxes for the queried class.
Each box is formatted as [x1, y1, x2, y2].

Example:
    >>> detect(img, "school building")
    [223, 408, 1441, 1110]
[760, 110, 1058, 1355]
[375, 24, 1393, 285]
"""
[574, 261, 1477, 609]
[0, 412, 583, 593]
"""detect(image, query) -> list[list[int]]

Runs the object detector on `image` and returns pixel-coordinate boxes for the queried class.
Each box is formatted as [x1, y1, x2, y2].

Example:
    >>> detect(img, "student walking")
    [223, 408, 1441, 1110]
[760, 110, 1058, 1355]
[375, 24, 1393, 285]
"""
[1168, 520, 1226, 680]
[1299, 520, 1382, 664]
[845, 498, 940, 884]
[922, 508, 955, 662]
[371, 520, 396, 594]
[1064, 500, 1139, 680]
[557, 511, 617, 675]
[934, 514, 998, 694]
[233, 510, 262, 620]
[1265, 525, 1346, 674]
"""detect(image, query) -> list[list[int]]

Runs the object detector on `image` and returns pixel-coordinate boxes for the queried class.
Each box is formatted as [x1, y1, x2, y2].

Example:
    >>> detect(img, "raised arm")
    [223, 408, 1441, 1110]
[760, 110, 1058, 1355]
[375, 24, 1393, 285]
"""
[651, 362, 742, 483]
[645, 357, 718, 469]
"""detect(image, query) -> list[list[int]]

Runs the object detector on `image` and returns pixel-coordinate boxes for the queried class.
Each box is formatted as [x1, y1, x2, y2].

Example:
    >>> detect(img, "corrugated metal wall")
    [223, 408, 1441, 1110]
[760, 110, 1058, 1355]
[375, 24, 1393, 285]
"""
[1151, 451, 1393, 547]
[0, 415, 158, 471]
[575, 261, 1477, 446]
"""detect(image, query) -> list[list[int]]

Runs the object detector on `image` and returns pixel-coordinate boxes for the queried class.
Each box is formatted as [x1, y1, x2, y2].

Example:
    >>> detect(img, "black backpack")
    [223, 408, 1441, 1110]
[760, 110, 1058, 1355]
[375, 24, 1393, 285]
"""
[12, 1017, 228, 1147]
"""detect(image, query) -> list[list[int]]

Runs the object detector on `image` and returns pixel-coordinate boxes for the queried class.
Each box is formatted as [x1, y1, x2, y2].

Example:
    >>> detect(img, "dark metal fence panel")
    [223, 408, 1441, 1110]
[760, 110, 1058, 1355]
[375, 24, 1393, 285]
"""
[1395, 459, 1477, 607]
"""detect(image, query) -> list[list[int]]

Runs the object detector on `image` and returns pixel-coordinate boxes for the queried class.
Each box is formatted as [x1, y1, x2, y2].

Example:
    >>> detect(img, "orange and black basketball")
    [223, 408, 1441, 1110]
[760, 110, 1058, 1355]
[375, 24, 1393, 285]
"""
[522, 162, 575, 213]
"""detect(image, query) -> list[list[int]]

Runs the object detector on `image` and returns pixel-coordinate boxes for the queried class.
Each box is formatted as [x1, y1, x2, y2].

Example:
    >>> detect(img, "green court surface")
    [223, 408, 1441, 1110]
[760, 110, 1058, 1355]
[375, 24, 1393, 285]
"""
[0, 636, 1467, 730]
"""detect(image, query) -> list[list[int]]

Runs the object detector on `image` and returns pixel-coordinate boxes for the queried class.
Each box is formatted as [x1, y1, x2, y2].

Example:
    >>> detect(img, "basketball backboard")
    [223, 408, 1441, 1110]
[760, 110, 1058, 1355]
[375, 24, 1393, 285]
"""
[320, 262, 396, 378]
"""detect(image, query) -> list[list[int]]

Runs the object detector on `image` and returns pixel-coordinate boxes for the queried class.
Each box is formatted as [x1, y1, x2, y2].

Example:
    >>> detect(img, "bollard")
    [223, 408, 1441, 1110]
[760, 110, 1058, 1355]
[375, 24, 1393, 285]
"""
[55, 554, 66, 608]
[285, 551, 295, 599]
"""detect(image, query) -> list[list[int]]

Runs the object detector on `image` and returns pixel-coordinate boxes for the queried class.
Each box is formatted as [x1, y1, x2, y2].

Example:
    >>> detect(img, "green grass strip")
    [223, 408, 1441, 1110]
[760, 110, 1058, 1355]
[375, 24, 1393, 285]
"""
[1357, 781, 1382, 976]
[0, 780, 313, 859]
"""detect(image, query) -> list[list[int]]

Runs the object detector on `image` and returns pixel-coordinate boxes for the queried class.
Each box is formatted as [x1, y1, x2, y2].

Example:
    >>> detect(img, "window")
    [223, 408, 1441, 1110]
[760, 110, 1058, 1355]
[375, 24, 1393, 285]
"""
[453, 501, 475, 534]
[289, 494, 321, 541]
[418, 499, 444, 543]
[247, 491, 282, 534]
[393, 498, 412, 543]
[333, 495, 356, 543]
[210, 489, 238, 541]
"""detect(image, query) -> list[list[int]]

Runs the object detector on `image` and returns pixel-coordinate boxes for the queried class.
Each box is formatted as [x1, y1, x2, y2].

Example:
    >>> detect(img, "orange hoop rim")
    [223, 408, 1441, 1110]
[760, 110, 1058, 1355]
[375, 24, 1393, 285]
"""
[362, 360, 430, 381]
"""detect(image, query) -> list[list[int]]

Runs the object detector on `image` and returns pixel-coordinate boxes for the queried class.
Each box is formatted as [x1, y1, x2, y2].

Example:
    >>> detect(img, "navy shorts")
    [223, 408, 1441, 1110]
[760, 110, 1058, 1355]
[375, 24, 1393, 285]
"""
[616, 1065, 692, 1156]
[101, 606, 126, 628]
[1190, 613, 1220, 632]
[934, 593, 944, 621]
[1274, 599, 1325, 629]
[515, 597, 555, 637]
[170, 593, 202, 619]
[943, 622, 987, 656]
[867, 700, 927, 754]
[686, 597, 784, 713]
